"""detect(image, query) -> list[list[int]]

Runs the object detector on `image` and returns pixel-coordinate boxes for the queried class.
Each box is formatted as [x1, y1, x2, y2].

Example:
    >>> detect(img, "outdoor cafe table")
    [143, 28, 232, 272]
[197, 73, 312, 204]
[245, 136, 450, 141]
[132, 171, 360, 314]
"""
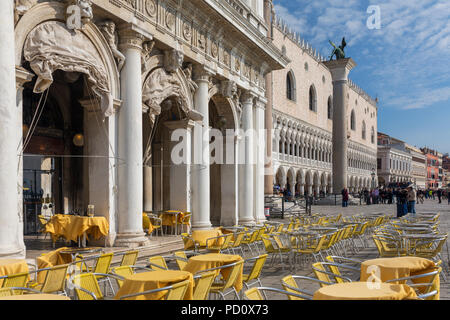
[44, 214, 109, 247]
[182, 253, 244, 292]
[360, 256, 440, 300]
[183, 228, 223, 250]
[0, 294, 71, 300]
[399, 233, 443, 256]
[313, 282, 418, 300]
[0, 259, 29, 286]
[114, 270, 194, 300]
[159, 210, 184, 235]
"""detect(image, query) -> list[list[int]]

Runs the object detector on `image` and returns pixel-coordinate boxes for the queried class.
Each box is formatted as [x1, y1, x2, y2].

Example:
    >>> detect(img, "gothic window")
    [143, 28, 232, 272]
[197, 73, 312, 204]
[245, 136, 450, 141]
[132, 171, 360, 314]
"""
[350, 110, 356, 131]
[327, 96, 332, 120]
[286, 71, 296, 101]
[362, 121, 366, 140]
[309, 85, 317, 112]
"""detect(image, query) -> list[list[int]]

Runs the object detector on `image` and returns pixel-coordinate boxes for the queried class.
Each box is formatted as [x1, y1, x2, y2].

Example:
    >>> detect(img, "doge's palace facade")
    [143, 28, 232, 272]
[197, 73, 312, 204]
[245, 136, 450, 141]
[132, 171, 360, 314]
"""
[268, 15, 378, 198]
[0, 0, 287, 257]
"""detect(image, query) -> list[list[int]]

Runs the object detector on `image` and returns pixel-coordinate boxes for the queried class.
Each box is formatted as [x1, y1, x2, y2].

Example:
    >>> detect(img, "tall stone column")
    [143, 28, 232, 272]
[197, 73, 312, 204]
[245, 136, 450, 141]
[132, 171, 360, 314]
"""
[165, 119, 194, 212]
[191, 66, 213, 230]
[0, 2, 25, 258]
[323, 58, 356, 194]
[115, 26, 149, 247]
[254, 97, 267, 223]
[238, 91, 257, 226]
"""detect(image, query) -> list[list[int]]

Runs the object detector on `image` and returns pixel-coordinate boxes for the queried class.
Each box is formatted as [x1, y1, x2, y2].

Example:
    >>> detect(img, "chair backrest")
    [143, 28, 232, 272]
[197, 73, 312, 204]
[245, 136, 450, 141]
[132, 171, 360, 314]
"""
[40, 264, 69, 294]
[244, 287, 264, 300]
[311, 262, 332, 286]
[174, 251, 188, 270]
[74, 254, 88, 273]
[165, 279, 190, 300]
[255, 228, 266, 241]
[261, 235, 275, 253]
[111, 266, 134, 288]
[120, 250, 139, 267]
[281, 275, 304, 300]
[149, 256, 168, 270]
[276, 224, 284, 233]
[221, 233, 235, 250]
[244, 254, 268, 282]
[182, 213, 192, 225]
[313, 234, 328, 253]
[231, 232, 246, 248]
[93, 253, 114, 274]
[193, 271, 216, 300]
[1, 272, 29, 289]
[221, 260, 244, 291]
[72, 273, 103, 300]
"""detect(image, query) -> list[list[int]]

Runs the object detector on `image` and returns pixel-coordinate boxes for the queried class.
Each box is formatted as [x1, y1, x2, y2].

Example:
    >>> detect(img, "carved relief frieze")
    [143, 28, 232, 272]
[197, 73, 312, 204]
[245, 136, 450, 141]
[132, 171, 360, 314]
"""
[145, 0, 157, 17]
[165, 8, 175, 31]
[211, 41, 219, 59]
[182, 20, 192, 42]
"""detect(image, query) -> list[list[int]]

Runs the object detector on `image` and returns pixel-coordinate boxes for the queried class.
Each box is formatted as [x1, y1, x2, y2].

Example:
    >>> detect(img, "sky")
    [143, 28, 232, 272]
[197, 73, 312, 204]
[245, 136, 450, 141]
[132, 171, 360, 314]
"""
[273, 0, 450, 155]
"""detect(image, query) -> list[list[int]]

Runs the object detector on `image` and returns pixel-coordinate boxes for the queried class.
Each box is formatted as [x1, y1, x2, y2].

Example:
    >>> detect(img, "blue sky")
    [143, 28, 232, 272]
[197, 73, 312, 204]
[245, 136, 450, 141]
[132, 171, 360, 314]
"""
[273, 0, 450, 154]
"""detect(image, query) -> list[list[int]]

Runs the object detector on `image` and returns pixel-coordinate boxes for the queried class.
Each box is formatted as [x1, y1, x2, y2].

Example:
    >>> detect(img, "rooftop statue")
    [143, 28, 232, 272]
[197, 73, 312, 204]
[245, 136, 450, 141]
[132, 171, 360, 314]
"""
[329, 37, 347, 60]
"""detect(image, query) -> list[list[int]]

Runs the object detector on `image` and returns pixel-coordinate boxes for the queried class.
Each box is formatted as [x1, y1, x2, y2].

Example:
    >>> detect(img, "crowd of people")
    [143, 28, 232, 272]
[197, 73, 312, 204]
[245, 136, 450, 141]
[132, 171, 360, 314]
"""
[341, 184, 450, 217]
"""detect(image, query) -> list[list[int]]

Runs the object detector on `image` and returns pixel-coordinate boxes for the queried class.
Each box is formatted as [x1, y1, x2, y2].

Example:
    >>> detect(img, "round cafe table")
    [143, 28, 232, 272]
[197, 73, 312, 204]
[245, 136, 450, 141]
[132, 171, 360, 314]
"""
[313, 282, 418, 300]
[360, 256, 440, 299]
[182, 253, 244, 292]
[114, 270, 194, 300]
[0, 294, 70, 300]
[0, 259, 29, 286]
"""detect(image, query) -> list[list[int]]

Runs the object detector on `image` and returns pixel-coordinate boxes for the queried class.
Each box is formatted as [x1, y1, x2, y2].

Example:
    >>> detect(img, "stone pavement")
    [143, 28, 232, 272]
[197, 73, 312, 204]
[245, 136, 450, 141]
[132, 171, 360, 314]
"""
[257, 198, 450, 300]
[23, 198, 449, 300]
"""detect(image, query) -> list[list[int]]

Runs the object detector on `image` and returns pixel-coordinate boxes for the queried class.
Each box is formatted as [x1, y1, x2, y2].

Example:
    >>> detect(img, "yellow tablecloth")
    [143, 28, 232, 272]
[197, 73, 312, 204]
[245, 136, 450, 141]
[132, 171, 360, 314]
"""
[313, 282, 418, 300]
[114, 270, 194, 300]
[182, 253, 244, 292]
[160, 211, 184, 226]
[183, 229, 224, 250]
[360, 256, 440, 300]
[36, 247, 73, 284]
[142, 213, 154, 234]
[0, 294, 71, 300]
[0, 259, 29, 287]
[44, 215, 109, 242]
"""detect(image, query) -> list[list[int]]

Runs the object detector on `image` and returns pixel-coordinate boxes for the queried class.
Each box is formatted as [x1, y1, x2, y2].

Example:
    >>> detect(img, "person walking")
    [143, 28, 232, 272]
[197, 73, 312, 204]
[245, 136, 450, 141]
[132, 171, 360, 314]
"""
[407, 186, 417, 216]
[341, 187, 349, 207]
[437, 189, 442, 204]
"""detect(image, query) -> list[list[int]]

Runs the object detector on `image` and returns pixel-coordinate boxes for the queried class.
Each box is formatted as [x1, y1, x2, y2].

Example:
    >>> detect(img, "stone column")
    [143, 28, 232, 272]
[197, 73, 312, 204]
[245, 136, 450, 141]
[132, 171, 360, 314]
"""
[323, 58, 356, 194]
[79, 98, 119, 246]
[165, 119, 194, 213]
[254, 97, 266, 223]
[238, 91, 257, 226]
[0, 2, 26, 258]
[115, 26, 149, 247]
[191, 66, 213, 230]
[263, 1, 274, 196]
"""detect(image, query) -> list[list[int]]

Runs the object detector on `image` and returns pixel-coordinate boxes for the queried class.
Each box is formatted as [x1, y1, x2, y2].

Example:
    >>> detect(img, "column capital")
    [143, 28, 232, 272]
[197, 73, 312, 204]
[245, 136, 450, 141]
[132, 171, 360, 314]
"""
[240, 90, 258, 104]
[255, 95, 267, 109]
[322, 58, 357, 82]
[118, 23, 153, 51]
[193, 65, 215, 83]
[163, 119, 196, 131]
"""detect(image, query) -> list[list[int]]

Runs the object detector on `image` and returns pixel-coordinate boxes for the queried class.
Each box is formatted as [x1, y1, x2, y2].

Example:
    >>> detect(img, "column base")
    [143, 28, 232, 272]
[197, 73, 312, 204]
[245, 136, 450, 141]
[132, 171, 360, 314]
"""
[0, 245, 26, 259]
[114, 232, 150, 248]
[238, 217, 256, 227]
[191, 222, 213, 231]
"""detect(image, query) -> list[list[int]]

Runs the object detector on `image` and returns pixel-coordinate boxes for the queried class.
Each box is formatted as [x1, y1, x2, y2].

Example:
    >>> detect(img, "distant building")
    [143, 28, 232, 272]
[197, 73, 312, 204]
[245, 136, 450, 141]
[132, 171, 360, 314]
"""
[421, 148, 441, 189]
[405, 144, 427, 189]
[377, 132, 412, 186]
